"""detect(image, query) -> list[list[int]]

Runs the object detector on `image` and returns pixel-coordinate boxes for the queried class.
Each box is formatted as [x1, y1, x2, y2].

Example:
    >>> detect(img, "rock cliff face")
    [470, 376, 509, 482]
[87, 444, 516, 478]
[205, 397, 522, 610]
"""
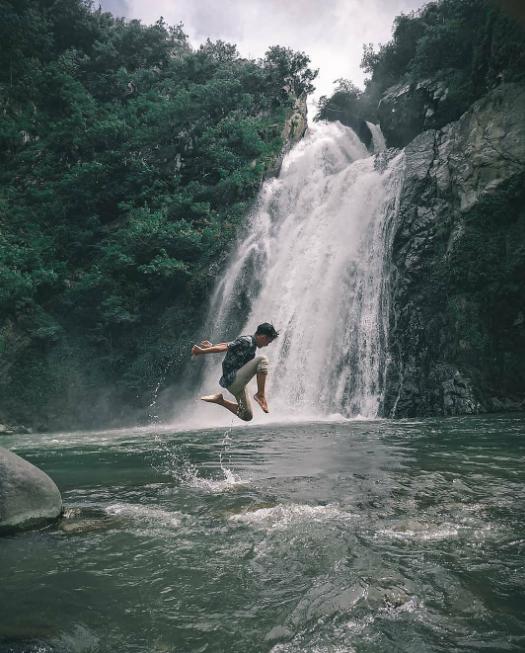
[383, 83, 525, 417]
[281, 93, 308, 147]
[264, 92, 308, 178]
[378, 78, 458, 149]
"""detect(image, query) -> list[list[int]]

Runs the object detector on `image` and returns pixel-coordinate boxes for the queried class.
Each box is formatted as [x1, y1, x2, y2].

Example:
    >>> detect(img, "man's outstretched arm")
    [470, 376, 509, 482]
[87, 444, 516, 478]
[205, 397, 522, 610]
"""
[191, 341, 228, 356]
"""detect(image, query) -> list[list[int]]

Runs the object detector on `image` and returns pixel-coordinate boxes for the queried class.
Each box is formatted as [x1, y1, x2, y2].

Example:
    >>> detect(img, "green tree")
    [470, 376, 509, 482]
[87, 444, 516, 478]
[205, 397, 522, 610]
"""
[0, 0, 317, 429]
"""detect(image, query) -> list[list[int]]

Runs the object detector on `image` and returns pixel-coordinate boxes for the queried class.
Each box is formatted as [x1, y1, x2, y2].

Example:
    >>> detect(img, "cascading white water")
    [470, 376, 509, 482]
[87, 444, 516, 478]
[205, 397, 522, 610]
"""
[181, 121, 404, 425]
[366, 120, 387, 153]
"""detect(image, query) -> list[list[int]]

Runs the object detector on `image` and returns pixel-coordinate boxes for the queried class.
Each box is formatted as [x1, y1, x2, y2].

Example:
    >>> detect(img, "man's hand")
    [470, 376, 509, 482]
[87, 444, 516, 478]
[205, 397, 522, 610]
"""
[191, 341, 228, 357]
[191, 340, 213, 356]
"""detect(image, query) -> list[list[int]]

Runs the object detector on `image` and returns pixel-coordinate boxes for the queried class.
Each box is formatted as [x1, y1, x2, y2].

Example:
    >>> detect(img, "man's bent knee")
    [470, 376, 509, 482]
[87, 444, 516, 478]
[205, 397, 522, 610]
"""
[237, 406, 253, 421]
[236, 395, 253, 421]
[255, 355, 269, 374]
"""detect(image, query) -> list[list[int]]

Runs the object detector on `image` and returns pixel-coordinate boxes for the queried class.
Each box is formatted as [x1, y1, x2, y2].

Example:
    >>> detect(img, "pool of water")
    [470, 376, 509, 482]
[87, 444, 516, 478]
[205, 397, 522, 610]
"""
[1, 414, 524, 652]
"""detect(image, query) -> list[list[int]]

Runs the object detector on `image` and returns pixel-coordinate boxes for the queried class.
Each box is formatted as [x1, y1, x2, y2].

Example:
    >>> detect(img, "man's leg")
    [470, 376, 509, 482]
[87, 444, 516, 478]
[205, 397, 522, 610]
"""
[253, 369, 269, 413]
[201, 393, 243, 417]
[230, 355, 269, 414]
[233, 388, 253, 421]
[201, 355, 269, 420]
[200, 390, 253, 421]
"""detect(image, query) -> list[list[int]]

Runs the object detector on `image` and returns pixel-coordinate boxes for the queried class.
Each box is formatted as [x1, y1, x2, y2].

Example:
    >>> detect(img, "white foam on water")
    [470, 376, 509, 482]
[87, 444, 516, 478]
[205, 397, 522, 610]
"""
[271, 641, 356, 653]
[271, 645, 356, 653]
[166, 409, 384, 432]
[7, 411, 383, 452]
[376, 522, 460, 542]
[182, 469, 247, 493]
[104, 502, 183, 529]
[50, 624, 100, 653]
[230, 503, 351, 530]
[392, 596, 421, 614]
[268, 591, 426, 653]
[376, 512, 502, 544]
[343, 614, 375, 635]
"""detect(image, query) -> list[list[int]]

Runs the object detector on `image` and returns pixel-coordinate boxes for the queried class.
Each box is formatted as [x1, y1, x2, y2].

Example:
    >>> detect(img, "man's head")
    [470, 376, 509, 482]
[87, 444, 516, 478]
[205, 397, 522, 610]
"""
[254, 322, 279, 347]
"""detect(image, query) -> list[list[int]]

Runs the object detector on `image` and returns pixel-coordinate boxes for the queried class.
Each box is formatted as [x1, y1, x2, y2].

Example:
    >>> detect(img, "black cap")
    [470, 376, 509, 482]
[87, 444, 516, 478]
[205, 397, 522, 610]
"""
[255, 322, 279, 338]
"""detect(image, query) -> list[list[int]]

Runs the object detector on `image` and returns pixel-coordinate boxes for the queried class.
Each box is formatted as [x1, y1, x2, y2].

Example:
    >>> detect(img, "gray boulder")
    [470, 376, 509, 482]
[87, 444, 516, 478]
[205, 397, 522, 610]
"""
[0, 446, 62, 533]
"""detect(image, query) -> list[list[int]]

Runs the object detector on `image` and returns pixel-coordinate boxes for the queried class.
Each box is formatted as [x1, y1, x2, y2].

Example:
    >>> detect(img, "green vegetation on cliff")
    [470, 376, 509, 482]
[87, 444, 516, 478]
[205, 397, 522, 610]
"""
[317, 0, 525, 140]
[0, 0, 316, 429]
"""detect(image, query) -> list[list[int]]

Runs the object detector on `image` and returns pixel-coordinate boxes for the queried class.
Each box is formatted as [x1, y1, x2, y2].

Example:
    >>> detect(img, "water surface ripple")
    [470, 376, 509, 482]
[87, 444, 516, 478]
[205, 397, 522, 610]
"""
[1, 414, 524, 652]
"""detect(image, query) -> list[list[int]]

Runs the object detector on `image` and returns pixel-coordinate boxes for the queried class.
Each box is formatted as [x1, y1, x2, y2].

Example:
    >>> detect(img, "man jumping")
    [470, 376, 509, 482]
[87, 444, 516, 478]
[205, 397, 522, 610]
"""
[191, 322, 279, 421]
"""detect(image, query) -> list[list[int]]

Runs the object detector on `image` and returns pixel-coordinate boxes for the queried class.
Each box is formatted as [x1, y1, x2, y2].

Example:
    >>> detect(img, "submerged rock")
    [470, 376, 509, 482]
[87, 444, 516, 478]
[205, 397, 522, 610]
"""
[58, 506, 120, 535]
[0, 447, 62, 533]
[0, 423, 32, 435]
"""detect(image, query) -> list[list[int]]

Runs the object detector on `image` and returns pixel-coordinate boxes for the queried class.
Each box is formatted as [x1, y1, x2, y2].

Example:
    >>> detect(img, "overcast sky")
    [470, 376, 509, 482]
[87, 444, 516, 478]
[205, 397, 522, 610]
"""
[99, 0, 425, 104]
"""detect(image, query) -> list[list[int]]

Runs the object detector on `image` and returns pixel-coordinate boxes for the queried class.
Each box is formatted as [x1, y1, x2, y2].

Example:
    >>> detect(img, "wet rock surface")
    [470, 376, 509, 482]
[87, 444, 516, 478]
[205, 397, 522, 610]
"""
[0, 423, 32, 435]
[383, 83, 525, 417]
[0, 446, 62, 533]
[264, 92, 308, 178]
[378, 77, 457, 149]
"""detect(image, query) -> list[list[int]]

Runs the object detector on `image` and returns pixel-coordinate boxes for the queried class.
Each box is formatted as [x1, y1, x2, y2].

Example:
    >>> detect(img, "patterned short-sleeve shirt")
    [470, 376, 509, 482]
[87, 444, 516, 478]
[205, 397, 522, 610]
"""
[219, 335, 256, 388]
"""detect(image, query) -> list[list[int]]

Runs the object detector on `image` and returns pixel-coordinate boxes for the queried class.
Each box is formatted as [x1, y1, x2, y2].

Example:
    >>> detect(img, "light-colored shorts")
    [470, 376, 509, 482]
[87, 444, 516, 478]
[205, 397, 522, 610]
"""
[227, 355, 269, 421]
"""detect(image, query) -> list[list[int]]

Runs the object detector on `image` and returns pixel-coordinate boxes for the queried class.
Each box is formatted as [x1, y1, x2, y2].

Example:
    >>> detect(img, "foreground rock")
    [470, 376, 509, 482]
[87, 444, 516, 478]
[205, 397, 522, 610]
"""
[0, 447, 62, 533]
[383, 83, 525, 417]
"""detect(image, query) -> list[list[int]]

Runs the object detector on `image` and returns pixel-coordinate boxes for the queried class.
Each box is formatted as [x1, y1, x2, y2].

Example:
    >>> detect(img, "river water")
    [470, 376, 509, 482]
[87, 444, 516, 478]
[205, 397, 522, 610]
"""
[1, 414, 524, 652]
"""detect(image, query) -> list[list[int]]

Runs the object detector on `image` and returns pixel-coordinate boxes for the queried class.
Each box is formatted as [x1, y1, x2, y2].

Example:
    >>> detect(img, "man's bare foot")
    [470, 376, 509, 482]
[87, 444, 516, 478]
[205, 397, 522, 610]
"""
[254, 393, 269, 413]
[200, 393, 223, 405]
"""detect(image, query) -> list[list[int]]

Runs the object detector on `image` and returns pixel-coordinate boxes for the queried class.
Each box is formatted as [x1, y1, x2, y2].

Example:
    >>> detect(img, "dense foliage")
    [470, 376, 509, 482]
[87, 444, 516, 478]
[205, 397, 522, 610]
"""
[0, 0, 316, 429]
[317, 0, 525, 128]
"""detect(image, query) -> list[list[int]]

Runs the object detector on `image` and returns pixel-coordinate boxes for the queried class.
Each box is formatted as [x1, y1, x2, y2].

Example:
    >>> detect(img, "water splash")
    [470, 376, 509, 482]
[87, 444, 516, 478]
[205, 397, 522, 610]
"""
[148, 359, 173, 426]
[183, 121, 404, 423]
[218, 421, 241, 485]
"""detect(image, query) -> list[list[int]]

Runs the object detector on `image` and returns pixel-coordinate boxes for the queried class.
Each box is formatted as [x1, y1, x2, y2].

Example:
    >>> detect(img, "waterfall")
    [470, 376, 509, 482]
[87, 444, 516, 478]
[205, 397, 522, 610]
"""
[178, 121, 404, 425]
[366, 121, 387, 153]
